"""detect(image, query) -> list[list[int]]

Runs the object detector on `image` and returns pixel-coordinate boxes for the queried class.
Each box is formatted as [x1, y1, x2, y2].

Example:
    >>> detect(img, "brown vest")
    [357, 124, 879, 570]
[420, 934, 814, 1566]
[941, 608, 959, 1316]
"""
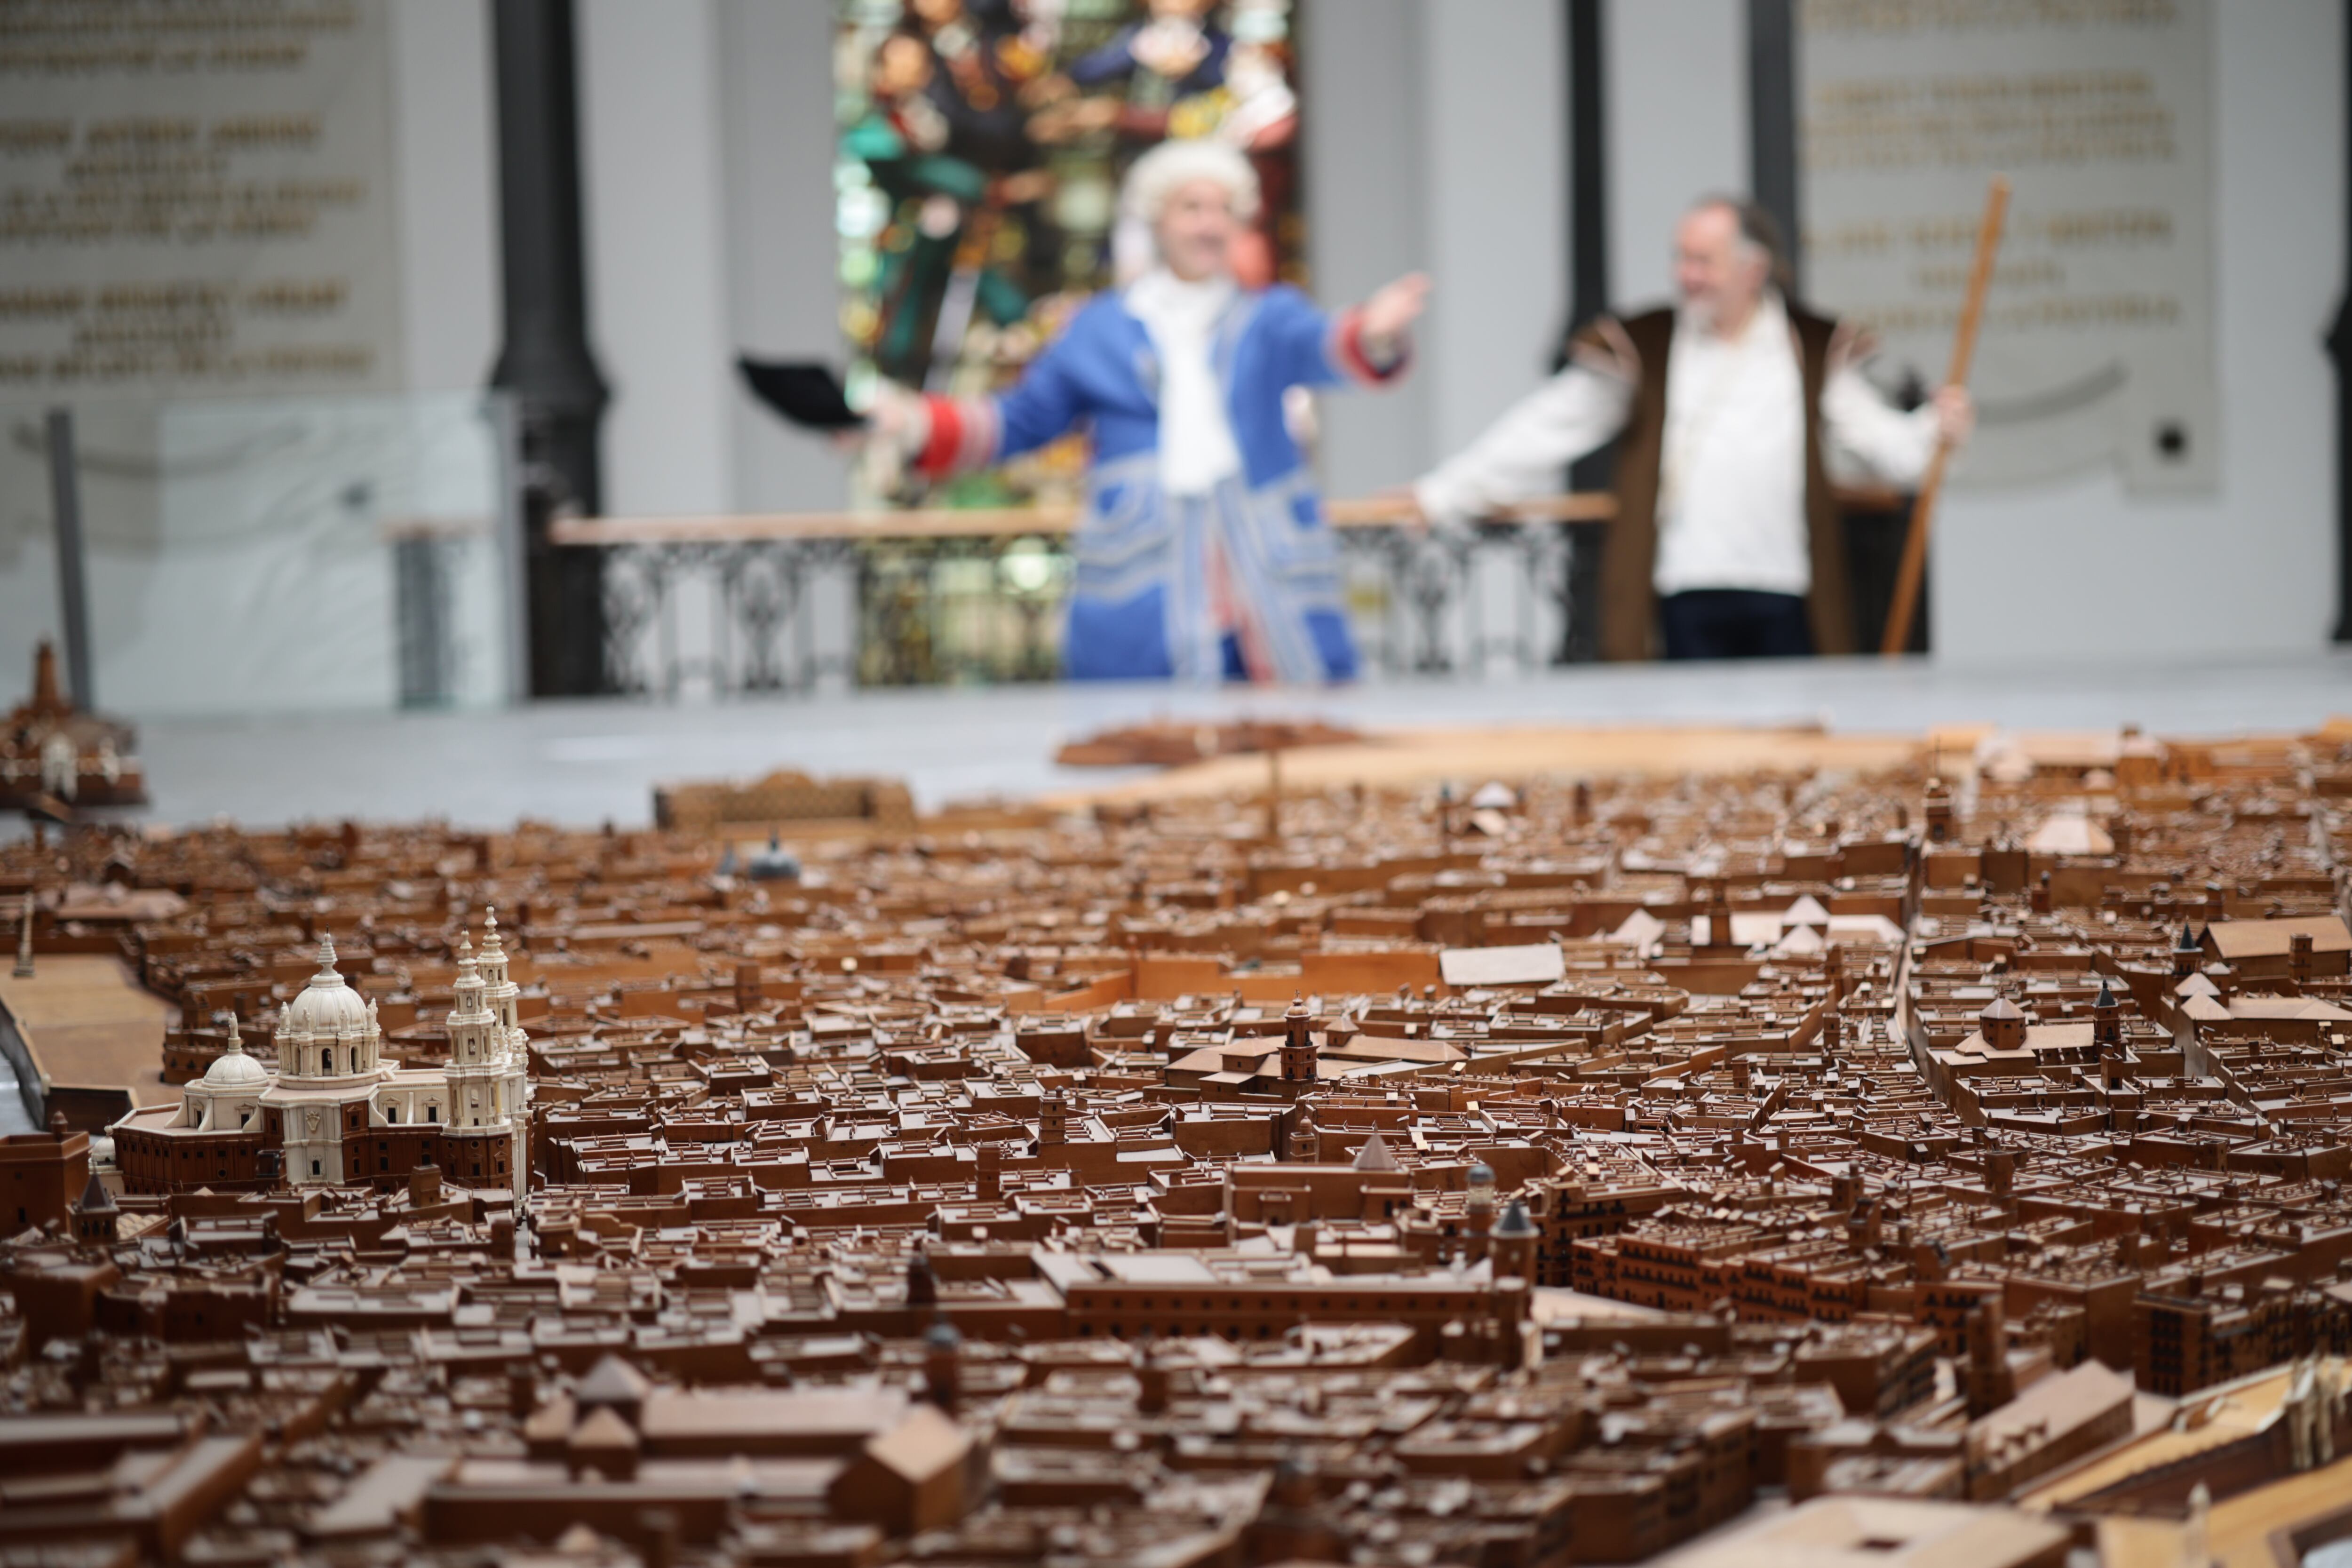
[1590, 304, 1856, 661]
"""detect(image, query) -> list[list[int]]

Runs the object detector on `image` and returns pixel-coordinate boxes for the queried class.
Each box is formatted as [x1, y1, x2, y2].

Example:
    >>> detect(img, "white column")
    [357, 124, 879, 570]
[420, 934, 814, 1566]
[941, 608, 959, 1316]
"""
[389, 0, 498, 393]
[1605, 0, 1745, 308]
[718, 0, 849, 516]
[1422, 0, 1567, 458]
[1302, 0, 1432, 495]
[578, 0, 736, 517]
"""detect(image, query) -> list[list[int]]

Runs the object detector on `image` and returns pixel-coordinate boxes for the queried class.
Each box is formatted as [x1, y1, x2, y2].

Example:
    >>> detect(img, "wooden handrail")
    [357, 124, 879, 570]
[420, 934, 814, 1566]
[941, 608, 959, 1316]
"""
[548, 486, 1920, 549]
[548, 492, 1619, 547]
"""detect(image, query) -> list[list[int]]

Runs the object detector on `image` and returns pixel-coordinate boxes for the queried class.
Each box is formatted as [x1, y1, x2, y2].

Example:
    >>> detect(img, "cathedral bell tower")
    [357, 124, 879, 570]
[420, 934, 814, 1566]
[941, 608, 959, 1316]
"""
[441, 911, 531, 1199]
[1280, 995, 1317, 1090]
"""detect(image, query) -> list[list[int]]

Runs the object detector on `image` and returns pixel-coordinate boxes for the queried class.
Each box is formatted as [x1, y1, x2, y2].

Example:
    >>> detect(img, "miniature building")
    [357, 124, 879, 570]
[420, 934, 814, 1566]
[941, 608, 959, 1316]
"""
[435, 915, 531, 1193]
[653, 767, 917, 835]
[0, 1113, 89, 1231]
[113, 924, 525, 1201]
[1, 640, 146, 813]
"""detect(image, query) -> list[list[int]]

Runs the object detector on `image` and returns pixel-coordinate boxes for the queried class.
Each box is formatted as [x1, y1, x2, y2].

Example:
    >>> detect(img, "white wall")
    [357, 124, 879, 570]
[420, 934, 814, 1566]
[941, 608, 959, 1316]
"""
[1606, 0, 1745, 310]
[1303, 0, 1432, 493]
[578, 0, 735, 518]
[1422, 0, 1566, 457]
[0, 0, 502, 717]
[572, 0, 846, 522]
[1931, 1, 2344, 666]
[1305, 0, 1566, 494]
[389, 0, 498, 393]
[718, 0, 848, 517]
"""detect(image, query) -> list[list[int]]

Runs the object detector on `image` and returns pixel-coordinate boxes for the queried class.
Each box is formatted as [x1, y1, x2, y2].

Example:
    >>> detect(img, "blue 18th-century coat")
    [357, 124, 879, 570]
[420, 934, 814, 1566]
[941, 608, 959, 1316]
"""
[916, 284, 1404, 682]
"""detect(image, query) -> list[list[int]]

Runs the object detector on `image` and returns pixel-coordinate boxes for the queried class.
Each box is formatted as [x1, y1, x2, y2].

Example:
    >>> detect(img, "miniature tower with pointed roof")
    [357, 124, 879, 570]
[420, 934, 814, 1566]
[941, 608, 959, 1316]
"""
[1489, 1197, 1539, 1283]
[2093, 979, 2125, 1087]
[72, 1170, 117, 1244]
[442, 910, 531, 1199]
[2091, 978, 2122, 1048]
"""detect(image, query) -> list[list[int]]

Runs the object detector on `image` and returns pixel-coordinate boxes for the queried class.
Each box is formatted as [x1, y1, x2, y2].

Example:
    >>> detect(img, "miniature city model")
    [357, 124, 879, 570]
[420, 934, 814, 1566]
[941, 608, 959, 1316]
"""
[2, 726, 2352, 1566]
[0, 640, 146, 816]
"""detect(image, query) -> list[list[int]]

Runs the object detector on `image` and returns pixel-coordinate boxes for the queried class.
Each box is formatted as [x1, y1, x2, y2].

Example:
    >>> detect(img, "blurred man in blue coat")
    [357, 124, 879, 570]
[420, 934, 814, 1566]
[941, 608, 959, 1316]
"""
[877, 139, 1426, 683]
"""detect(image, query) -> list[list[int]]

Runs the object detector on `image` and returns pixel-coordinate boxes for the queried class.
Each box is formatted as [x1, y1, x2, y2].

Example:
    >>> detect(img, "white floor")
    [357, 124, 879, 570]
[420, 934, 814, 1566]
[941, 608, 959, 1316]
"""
[64, 646, 2352, 832]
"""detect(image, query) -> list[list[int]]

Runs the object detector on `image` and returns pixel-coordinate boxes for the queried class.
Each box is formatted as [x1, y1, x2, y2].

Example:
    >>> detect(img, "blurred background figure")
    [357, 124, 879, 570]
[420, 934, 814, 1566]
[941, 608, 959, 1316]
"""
[1411, 197, 1974, 662]
[867, 139, 1426, 683]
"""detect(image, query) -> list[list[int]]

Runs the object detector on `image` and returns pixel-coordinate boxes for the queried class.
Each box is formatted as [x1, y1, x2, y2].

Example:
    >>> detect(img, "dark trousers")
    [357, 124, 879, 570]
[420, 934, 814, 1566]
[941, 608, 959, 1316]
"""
[1659, 589, 1813, 661]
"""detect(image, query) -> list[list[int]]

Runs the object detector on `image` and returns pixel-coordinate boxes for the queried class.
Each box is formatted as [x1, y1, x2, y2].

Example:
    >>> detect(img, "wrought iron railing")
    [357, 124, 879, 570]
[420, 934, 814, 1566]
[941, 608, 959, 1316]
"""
[551, 498, 1615, 696]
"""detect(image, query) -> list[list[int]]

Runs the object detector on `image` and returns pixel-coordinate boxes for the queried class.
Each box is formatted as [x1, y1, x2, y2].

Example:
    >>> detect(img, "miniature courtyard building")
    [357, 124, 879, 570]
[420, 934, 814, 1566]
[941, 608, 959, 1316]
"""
[112, 924, 525, 1200]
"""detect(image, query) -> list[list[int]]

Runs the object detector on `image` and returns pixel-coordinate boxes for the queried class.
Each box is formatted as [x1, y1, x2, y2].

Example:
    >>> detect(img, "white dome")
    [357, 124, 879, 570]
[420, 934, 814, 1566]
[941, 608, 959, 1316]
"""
[203, 1053, 269, 1089]
[280, 935, 371, 1040]
[202, 1016, 270, 1089]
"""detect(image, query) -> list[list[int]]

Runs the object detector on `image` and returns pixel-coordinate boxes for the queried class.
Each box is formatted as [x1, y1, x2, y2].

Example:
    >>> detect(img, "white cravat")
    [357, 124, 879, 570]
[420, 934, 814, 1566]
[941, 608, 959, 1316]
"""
[1126, 267, 1242, 497]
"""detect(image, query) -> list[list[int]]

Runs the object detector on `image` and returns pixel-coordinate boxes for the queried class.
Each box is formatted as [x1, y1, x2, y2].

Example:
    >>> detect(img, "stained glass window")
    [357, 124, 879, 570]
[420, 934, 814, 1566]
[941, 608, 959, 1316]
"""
[834, 0, 1305, 512]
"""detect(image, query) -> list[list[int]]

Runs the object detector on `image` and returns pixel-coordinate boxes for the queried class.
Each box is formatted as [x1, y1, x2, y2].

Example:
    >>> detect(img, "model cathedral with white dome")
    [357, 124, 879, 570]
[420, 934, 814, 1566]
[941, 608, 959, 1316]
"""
[111, 914, 530, 1201]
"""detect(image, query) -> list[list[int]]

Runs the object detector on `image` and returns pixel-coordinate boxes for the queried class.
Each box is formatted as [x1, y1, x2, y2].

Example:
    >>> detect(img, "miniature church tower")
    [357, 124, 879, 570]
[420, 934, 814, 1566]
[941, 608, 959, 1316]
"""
[261, 935, 388, 1186]
[1923, 774, 1955, 844]
[442, 910, 531, 1200]
[1977, 992, 2026, 1052]
[1280, 995, 1316, 1088]
[72, 1171, 117, 1244]
[1965, 1294, 2017, 1416]
[1290, 1111, 1321, 1163]
[1489, 1198, 1540, 1283]
[1463, 1162, 1496, 1262]
[2092, 979, 2125, 1087]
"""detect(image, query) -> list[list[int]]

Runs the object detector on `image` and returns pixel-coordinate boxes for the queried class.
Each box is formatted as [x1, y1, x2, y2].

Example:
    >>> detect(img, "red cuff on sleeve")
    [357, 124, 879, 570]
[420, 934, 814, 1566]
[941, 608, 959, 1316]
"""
[915, 395, 964, 477]
[1335, 307, 1410, 385]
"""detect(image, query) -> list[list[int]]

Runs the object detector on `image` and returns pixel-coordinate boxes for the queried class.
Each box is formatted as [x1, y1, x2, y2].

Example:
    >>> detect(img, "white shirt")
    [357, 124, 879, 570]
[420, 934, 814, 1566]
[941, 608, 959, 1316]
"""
[1126, 267, 1242, 498]
[1413, 291, 1943, 596]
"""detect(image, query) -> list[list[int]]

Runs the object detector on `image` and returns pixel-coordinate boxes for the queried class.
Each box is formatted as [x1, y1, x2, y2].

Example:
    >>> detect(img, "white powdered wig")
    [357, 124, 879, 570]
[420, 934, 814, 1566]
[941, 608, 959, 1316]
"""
[1120, 137, 1262, 227]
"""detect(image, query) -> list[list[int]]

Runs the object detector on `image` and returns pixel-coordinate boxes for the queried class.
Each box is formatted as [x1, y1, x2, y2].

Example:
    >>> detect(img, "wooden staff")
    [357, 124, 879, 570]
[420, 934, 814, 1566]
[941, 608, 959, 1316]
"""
[1881, 174, 2010, 657]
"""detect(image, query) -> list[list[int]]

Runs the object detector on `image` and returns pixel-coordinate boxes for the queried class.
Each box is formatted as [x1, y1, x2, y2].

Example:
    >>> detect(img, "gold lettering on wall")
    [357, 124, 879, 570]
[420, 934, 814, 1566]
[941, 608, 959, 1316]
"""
[0, 0, 400, 396]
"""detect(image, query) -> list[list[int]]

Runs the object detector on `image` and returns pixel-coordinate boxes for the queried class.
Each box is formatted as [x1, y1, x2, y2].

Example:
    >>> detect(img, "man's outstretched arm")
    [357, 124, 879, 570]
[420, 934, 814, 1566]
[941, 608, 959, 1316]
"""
[1411, 329, 1637, 529]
